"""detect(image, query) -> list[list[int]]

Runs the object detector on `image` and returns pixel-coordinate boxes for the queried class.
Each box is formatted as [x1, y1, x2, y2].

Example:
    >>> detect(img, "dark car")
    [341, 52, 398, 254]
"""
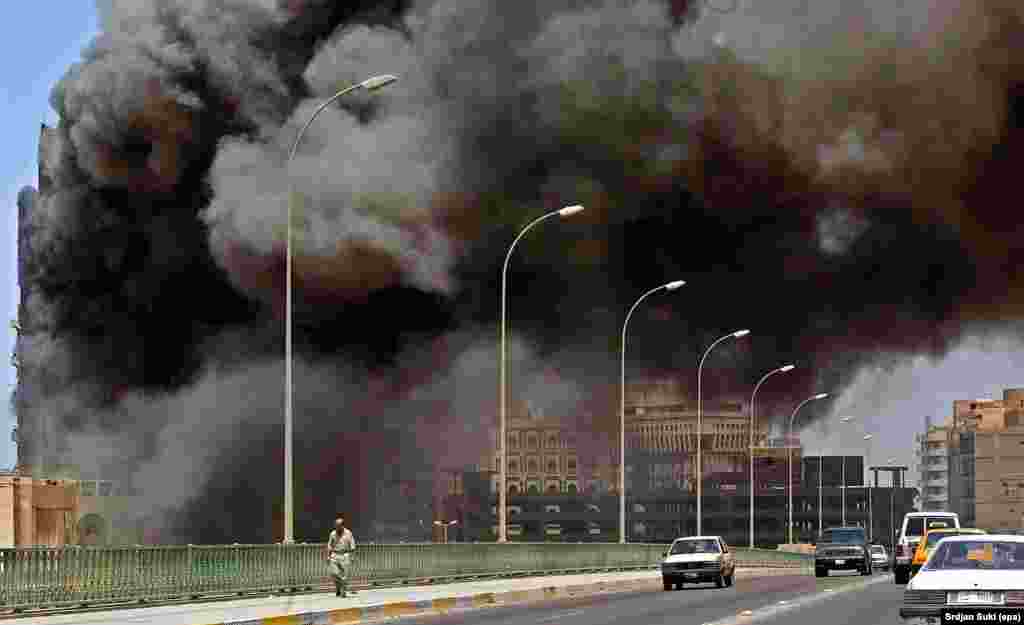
[815, 527, 873, 577]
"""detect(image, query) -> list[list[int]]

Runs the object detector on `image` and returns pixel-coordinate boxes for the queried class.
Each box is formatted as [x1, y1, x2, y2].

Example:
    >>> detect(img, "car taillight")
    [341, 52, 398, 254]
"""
[1007, 591, 1024, 606]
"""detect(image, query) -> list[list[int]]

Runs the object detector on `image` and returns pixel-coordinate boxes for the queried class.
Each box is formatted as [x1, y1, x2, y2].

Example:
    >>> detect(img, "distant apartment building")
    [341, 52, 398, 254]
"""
[916, 416, 950, 511]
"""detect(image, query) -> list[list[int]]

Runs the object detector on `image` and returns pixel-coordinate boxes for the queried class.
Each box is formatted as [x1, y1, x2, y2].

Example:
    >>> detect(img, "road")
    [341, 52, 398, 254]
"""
[386, 572, 898, 625]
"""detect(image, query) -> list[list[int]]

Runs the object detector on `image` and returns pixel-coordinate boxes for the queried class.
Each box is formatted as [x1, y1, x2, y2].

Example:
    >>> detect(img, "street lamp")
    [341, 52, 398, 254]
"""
[697, 329, 750, 537]
[620, 280, 686, 544]
[498, 204, 584, 543]
[838, 416, 856, 526]
[284, 74, 398, 544]
[748, 364, 795, 548]
[864, 433, 873, 541]
[434, 520, 458, 543]
[787, 392, 828, 545]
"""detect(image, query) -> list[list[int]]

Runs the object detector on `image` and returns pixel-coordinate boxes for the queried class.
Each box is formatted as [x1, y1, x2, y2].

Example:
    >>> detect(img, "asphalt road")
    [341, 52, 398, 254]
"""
[388, 571, 891, 625]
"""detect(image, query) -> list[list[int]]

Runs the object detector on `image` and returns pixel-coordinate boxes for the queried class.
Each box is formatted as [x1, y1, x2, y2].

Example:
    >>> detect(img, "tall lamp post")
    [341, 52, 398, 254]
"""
[284, 74, 398, 544]
[697, 329, 750, 537]
[863, 434, 873, 541]
[748, 364, 795, 548]
[620, 280, 686, 544]
[498, 204, 584, 542]
[787, 392, 828, 545]
[838, 416, 856, 526]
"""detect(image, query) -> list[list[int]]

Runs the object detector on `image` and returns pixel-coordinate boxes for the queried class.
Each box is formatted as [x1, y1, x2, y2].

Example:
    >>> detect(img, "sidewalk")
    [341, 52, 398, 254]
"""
[13, 567, 807, 625]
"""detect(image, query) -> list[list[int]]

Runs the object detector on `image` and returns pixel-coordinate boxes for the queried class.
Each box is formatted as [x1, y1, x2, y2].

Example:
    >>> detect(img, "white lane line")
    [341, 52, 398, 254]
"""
[538, 609, 585, 622]
[701, 573, 892, 625]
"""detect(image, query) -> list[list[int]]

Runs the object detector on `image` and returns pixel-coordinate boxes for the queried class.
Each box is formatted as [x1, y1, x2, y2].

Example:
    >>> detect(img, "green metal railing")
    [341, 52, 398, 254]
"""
[0, 543, 811, 612]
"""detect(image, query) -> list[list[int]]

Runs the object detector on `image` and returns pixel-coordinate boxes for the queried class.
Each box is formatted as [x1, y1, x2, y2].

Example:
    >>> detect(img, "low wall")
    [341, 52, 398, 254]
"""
[0, 543, 812, 612]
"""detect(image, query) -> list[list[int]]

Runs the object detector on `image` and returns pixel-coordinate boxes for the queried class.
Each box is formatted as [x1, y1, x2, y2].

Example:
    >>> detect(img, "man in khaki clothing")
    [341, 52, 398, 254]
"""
[327, 516, 356, 597]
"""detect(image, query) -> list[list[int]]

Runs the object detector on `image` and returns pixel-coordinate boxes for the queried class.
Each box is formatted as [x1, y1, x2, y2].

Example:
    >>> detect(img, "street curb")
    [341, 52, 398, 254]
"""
[210, 567, 809, 625]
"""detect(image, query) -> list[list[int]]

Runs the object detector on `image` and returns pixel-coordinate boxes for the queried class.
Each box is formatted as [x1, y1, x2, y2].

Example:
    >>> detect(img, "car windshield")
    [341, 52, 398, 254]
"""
[822, 529, 865, 544]
[670, 539, 720, 555]
[925, 541, 1024, 571]
[926, 532, 963, 548]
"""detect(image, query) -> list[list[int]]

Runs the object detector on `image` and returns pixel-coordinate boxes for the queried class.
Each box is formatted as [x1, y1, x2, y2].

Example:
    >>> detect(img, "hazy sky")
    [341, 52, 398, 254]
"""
[2, 2, 1021, 488]
[1, 5, 99, 470]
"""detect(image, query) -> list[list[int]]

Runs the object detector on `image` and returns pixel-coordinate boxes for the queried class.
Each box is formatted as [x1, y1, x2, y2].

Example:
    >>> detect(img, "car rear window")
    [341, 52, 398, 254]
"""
[905, 517, 925, 537]
[925, 541, 1024, 571]
[670, 539, 721, 555]
[822, 528, 865, 543]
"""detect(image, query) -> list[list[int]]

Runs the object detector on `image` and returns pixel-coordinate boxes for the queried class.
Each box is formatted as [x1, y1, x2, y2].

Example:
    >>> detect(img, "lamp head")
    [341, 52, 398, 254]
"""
[840, 415, 854, 422]
[360, 74, 399, 91]
[778, 364, 795, 373]
[665, 280, 686, 291]
[813, 392, 829, 400]
[864, 434, 873, 440]
[733, 329, 751, 338]
[558, 204, 584, 217]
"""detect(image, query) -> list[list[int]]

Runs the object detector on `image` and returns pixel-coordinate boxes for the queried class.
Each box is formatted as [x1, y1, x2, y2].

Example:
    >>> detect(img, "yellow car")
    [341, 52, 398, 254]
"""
[910, 527, 987, 577]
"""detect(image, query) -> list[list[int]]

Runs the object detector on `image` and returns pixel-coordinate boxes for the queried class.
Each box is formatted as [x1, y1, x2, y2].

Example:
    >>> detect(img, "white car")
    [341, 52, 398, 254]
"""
[900, 534, 1024, 622]
[870, 544, 889, 571]
[660, 535, 736, 590]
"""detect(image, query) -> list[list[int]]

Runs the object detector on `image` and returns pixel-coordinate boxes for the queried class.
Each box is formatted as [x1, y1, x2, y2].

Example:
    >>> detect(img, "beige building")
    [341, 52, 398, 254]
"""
[0, 474, 145, 547]
[972, 389, 1024, 530]
[481, 400, 580, 496]
[626, 379, 766, 491]
[477, 379, 767, 497]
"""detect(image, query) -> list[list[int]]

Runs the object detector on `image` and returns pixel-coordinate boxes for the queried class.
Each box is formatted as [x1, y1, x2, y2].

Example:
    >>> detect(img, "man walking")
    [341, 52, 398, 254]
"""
[327, 515, 356, 597]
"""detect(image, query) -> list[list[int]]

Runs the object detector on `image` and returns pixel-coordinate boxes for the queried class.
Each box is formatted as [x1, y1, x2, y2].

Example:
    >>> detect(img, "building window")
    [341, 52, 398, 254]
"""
[528, 459, 539, 474]
[510, 461, 519, 474]
[80, 481, 96, 497]
[527, 434, 538, 449]
[548, 435, 558, 449]
[547, 460, 558, 474]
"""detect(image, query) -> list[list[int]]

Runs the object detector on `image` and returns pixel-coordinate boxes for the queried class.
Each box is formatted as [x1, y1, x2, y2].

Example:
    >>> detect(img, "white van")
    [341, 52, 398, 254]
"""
[893, 511, 959, 584]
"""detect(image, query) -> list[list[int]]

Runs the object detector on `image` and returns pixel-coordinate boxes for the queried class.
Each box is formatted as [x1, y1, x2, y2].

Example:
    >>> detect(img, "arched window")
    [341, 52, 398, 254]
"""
[547, 460, 558, 473]
[528, 484, 540, 495]
[509, 485, 519, 495]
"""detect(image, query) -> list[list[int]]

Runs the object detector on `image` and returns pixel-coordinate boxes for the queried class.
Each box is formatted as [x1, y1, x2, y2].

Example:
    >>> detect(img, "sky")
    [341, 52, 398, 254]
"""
[1, 4, 99, 471]
[0, 1, 1021, 489]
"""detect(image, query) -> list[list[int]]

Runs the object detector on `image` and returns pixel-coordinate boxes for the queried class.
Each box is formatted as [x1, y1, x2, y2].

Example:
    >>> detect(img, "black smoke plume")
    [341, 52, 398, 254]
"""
[12, 0, 1024, 542]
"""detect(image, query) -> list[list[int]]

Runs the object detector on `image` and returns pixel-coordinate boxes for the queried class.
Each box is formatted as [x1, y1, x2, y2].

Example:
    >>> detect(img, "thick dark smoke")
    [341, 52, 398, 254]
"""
[13, 0, 1024, 542]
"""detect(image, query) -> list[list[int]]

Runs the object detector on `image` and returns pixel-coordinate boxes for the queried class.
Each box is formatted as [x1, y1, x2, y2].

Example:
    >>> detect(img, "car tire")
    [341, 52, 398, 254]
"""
[815, 567, 827, 578]
[715, 573, 725, 588]
[894, 568, 909, 584]
[725, 573, 734, 587]
[675, 582, 683, 590]
[663, 578, 672, 591]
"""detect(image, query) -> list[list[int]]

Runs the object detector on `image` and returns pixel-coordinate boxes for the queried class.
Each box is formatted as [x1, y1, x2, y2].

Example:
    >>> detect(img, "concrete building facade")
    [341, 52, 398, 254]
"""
[916, 416, 951, 511]
[925, 389, 1024, 531]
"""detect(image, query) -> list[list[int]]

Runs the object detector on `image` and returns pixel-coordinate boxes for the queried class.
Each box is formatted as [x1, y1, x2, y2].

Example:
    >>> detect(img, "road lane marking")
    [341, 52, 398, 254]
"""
[702, 573, 892, 625]
[538, 609, 585, 622]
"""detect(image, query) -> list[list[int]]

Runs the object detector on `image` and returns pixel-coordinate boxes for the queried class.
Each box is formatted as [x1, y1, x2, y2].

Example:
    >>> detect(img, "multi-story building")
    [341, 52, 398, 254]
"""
[973, 389, 1024, 530]
[479, 400, 581, 500]
[451, 379, 920, 546]
[915, 416, 951, 511]
[930, 389, 1024, 531]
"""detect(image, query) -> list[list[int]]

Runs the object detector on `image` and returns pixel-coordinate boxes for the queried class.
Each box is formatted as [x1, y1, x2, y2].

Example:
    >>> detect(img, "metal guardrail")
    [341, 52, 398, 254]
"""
[0, 543, 811, 612]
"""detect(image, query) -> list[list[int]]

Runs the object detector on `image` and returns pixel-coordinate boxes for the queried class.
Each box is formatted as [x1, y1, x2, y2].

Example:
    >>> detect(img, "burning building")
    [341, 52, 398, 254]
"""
[11, 0, 1024, 544]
